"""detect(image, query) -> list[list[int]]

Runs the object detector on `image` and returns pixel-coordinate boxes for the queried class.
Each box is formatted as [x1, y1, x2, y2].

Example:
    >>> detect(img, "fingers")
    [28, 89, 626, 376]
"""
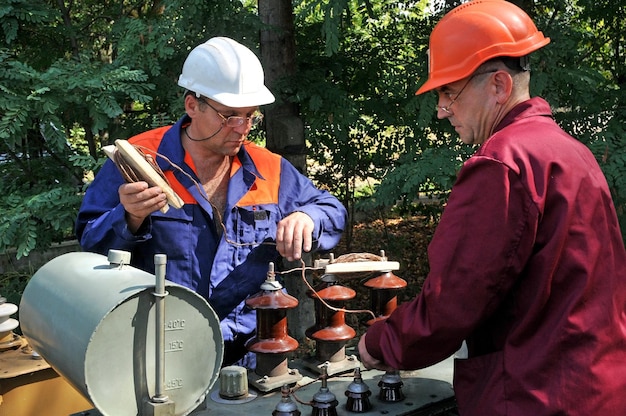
[119, 182, 167, 232]
[276, 211, 314, 261]
[358, 334, 395, 372]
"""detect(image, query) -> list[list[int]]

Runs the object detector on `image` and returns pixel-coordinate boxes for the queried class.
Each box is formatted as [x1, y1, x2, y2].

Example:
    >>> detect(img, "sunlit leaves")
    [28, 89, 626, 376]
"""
[0, 0, 263, 261]
[292, 0, 625, 240]
[0, 186, 81, 258]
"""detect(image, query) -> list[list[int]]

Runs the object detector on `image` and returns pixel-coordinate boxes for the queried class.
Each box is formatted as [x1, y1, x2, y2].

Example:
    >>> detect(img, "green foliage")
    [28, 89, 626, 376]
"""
[0, 175, 82, 259]
[1, 0, 625, 263]
[289, 0, 626, 240]
[531, 1, 626, 234]
[0, 0, 262, 260]
[0, 0, 51, 45]
[288, 0, 465, 229]
[289, 0, 436, 220]
[0, 271, 31, 307]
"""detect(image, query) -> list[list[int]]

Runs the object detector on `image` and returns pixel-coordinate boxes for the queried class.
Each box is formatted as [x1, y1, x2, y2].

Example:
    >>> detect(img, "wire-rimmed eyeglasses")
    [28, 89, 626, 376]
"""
[435, 70, 498, 114]
[197, 96, 264, 128]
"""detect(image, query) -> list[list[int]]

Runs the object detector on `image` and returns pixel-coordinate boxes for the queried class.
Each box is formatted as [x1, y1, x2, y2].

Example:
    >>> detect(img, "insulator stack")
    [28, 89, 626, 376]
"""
[0, 296, 21, 351]
[363, 251, 407, 326]
[245, 263, 302, 392]
[344, 367, 372, 413]
[311, 366, 339, 416]
[304, 273, 358, 375]
[378, 370, 405, 402]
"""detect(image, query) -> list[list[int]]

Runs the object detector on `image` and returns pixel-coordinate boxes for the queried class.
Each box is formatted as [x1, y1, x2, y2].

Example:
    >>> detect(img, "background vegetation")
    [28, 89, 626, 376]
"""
[1, 0, 624, 290]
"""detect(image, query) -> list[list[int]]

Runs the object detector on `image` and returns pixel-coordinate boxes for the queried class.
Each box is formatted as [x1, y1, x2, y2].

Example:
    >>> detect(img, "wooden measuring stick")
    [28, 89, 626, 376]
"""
[103, 140, 184, 213]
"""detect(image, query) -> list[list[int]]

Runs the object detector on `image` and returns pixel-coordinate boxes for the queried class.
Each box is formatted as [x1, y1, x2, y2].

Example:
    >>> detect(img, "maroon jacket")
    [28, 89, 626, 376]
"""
[365, 97, 626, 415]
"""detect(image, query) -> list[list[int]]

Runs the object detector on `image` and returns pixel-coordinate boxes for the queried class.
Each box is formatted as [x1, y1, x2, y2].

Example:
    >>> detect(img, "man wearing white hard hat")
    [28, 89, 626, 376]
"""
[76, 37, 347, 367]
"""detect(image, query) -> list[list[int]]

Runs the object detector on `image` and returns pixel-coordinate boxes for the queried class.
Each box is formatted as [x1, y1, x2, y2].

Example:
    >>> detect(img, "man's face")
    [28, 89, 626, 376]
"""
[434, 71, 498, 145]
[193, 97, 260, 156]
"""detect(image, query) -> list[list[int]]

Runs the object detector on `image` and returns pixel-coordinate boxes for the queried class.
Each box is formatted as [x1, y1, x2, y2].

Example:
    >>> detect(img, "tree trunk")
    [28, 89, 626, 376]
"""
[258, 0, 306, 174]
[258, 0, 314, 343]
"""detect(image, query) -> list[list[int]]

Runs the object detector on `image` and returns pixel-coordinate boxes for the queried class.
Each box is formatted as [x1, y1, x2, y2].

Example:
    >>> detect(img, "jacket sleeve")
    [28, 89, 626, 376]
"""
[75, 160, 152, 254]
[277, 158, 347, 252]
[365, 156, 539, 369]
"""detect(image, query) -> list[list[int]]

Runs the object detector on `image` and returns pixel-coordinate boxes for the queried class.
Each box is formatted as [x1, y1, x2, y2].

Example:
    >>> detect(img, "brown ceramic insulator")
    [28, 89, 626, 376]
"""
[310, 282, 357, 302]
[246, 277, 300, 378]
[364, 271, 407, 325]
[246, 310, 299, 354]
[363, 270, 407, 290]
[306, 282, 356, 342]
[246, 290, 299, 354]
[365, 288, 399, 326]
[306, 306, 356, 342]
[254, 351, 293, 378]
[306, 278, 357, 363]
[246, 287, 299, 310]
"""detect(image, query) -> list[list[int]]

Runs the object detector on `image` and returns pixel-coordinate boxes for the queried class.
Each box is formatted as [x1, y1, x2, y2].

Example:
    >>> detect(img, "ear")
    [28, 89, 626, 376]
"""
[184, 94, 201, 117]
[493, 71, 513, 104]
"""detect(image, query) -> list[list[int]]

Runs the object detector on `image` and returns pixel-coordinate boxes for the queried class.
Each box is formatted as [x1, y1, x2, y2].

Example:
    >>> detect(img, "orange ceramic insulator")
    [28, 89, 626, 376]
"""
[306, 274, 356, 363]
[306, 277, 356, 342]
[364, 270, 407, 325]
[245, 263, 299, 377]
[246, 289, 299, 354]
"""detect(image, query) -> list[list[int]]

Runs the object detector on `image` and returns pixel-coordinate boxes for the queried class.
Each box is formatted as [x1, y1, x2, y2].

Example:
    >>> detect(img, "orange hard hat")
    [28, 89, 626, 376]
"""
[415, 0, 550, 95]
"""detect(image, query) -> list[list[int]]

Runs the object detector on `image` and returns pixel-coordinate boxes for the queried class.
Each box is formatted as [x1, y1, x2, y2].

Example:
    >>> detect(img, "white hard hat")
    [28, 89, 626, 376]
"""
[177, 37, 275, 108]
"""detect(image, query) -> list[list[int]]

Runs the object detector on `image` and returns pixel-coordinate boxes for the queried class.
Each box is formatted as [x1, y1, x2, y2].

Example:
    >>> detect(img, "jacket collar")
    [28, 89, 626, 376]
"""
[234, 143, 265, 181]
[492, 97, 553, 135]
[161, 115, 265, 182]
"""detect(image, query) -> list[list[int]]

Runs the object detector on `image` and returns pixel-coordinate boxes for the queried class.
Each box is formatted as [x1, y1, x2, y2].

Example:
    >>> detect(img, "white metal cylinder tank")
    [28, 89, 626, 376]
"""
[19, 251, 223, 416]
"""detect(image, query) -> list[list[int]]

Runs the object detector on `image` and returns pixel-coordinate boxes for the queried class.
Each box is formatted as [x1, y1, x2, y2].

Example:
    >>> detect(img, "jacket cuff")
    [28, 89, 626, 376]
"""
[111, 204, 152, 241]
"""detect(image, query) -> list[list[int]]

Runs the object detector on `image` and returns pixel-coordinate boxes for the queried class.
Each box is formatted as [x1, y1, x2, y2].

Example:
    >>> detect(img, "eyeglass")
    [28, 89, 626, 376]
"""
[435, 70, 498, 114]
[197, 96, 264, 128]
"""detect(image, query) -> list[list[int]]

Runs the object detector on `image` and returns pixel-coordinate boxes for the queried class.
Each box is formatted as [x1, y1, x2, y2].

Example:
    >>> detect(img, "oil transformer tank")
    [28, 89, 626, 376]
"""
[19, 250, 223, 416]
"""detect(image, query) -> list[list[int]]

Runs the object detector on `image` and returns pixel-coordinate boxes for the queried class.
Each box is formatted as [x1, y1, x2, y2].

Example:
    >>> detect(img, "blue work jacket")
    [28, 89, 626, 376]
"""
[76, 115, 347, 346]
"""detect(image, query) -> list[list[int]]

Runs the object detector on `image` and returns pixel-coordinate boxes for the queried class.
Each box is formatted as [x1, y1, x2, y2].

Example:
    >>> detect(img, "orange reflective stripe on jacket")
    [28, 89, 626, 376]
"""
[231, 142, 281, 207]
[128, 131, 281, 206]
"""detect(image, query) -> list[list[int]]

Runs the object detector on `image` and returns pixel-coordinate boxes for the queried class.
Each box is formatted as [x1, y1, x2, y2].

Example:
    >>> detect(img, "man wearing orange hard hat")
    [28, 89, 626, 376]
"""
[359, 1, 626, 415]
